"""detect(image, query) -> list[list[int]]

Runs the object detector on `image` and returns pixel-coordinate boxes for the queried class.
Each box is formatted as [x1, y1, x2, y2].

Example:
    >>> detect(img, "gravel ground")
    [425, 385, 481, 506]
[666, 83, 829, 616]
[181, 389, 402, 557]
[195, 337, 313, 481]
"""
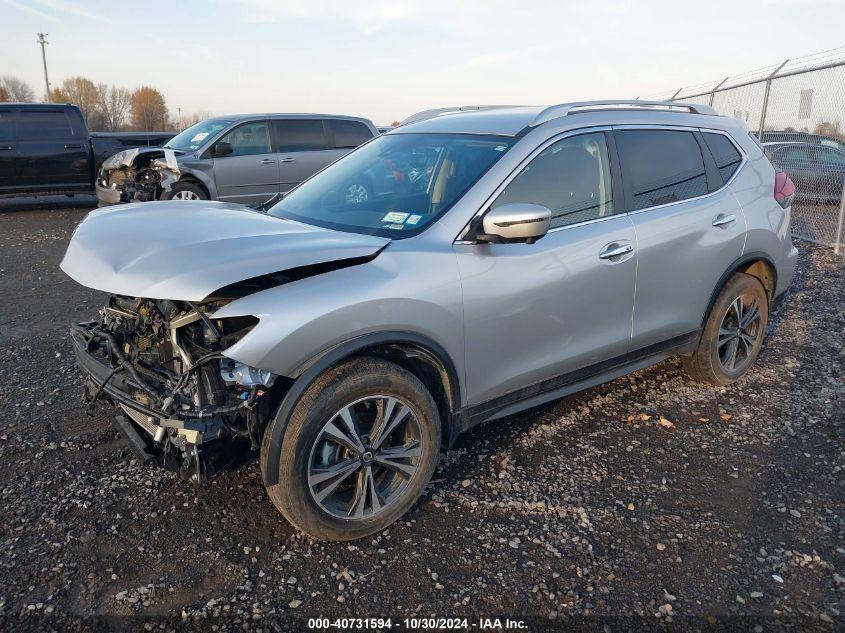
[0, 204, 843, 632]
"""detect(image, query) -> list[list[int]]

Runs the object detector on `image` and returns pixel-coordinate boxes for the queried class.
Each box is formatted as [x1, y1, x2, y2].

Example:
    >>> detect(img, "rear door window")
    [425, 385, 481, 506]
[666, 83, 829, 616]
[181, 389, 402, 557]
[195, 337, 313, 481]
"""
[815, 146, 845, 168]
[328, 119, 373, 148]
[0, 110, 15, 142]
[702, 132, 743, 183]
[17, 110, 75, 138]
[272, 120, 329, 152]
[615, 129, 708, 211]
[774, 145, 812, 166]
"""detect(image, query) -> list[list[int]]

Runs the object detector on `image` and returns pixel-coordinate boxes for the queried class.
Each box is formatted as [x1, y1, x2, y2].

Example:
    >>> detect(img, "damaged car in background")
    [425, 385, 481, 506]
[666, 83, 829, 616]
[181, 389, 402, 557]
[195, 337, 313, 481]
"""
[96, 113, 378, 206]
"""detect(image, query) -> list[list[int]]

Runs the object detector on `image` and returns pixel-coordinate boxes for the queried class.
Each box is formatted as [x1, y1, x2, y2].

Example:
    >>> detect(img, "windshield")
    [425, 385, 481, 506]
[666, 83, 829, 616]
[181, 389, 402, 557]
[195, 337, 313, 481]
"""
[165, 119, 234, 152]
[268, 133, 514, 237]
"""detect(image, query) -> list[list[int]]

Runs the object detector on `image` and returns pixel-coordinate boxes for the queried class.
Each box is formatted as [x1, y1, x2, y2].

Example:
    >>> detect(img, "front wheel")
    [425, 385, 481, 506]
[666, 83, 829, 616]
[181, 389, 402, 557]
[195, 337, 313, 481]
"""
[262, 358, 441, 541]
[162, 181, 208, 201]
[682, 273, 769, 385]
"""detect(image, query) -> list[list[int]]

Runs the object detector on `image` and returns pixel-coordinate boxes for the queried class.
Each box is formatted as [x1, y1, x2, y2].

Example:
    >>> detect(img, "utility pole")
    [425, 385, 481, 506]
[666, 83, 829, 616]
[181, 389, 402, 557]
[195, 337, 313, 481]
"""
[177, 107, 182, 130]
[37, 33, 50, 102]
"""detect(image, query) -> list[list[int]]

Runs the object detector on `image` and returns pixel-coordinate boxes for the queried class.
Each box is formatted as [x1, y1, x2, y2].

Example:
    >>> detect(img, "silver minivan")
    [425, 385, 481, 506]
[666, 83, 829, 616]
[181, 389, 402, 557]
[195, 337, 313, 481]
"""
[65, 101, 798, 541]
[96, 114, 378, 206]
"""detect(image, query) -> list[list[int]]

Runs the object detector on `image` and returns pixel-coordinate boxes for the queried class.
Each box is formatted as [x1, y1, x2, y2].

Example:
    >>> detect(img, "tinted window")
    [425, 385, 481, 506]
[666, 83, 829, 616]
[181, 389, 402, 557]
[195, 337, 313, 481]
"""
[218, 121, 271, 156]
[272, 120, 328, 151]
[616, 130, 707, 210]
[491, 132, 614, 229]
[815, 146, 845, 167]
[330, 120, 373, 148]
[17, 110, 74, 138]
[0, 110, 14, 142]
[703, 132, 742, 183]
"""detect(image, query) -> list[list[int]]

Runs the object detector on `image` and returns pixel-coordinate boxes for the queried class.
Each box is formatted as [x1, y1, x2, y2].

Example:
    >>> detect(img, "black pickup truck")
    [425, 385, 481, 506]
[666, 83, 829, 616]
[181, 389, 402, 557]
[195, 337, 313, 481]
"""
[0, 103, 174, 199]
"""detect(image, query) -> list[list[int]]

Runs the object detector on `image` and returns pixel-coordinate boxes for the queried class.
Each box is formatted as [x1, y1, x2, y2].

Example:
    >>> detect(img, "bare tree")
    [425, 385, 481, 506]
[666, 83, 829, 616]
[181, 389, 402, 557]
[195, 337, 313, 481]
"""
[0, 76, 36, 102]
[97, 84, 132, 131]
[181, 110, 213, 128]
[130, 86, 170, 131]
[0, 84, 10, 102]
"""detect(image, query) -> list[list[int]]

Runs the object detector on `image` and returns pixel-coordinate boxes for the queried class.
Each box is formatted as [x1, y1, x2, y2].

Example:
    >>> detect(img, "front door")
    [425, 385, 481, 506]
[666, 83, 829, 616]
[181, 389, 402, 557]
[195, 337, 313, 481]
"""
[614, 128, 747, 351]
[213, 120, 279, 205]
[458, 131, 637, 406]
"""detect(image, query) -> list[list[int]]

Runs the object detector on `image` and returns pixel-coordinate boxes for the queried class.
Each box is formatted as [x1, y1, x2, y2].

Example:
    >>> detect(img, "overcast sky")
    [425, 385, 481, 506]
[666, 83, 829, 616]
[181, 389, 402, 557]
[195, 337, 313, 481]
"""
[2, 0, 844, 125]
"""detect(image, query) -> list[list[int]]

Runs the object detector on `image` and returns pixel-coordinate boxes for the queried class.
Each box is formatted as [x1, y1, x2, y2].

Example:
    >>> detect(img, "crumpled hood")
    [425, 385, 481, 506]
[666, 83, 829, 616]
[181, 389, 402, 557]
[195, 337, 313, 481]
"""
[60, 201, 390, 300]
[100, 146, 181, 171]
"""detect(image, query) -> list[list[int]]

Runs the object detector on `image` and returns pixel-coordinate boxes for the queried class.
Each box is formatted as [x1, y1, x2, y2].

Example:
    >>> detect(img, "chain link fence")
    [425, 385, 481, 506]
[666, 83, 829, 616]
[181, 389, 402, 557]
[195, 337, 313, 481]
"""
[643, 48, 845, 253]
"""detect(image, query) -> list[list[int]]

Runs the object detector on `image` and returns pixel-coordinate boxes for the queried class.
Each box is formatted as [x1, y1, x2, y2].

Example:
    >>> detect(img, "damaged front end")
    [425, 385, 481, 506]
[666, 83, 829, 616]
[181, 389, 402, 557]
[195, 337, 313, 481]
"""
[96, 148, 181, 206]
[71, 296, 279, 481]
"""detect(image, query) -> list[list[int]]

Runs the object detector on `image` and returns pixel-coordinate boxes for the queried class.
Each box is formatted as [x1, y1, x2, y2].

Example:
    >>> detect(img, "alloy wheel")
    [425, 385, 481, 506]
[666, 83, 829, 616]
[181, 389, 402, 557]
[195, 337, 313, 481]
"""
[307, 395, 422, 520]
[173, 190, 200, 200]
[717, 293, 762, 371]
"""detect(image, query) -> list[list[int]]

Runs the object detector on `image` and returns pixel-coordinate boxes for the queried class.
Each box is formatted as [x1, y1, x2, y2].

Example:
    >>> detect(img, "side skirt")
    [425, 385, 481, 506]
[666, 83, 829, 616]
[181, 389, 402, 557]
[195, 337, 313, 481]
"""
[448, 330, 700, 444]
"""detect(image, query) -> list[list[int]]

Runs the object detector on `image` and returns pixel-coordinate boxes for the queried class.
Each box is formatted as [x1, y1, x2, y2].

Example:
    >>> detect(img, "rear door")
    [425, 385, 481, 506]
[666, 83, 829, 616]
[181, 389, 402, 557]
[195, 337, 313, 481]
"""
[212, 120, 279, 205]
[617, 127, 747, 351]
[270, 119, 340, 191]
[0, 108, 17, 193]
[811, 145, 845, 199]
[16, 108, 90, 192]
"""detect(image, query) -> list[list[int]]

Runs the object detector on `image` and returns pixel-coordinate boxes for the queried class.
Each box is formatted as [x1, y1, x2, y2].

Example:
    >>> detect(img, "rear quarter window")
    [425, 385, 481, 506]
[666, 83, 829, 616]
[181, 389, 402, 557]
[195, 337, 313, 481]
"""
[329, 120, 373, 148]
[702, 132, 743, 183]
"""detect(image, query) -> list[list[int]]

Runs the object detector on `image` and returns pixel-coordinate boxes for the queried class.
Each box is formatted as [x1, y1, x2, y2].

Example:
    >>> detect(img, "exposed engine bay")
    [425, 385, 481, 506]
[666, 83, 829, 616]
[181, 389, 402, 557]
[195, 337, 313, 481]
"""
[97, 148, 182, 204]
[71, 296, 279, 481]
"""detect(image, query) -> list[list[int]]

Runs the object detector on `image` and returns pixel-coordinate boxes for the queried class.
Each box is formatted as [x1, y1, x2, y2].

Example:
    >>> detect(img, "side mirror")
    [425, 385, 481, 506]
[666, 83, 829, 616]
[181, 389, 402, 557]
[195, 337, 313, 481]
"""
[212, 141, 234, 157]
[477, 203, 551, 244]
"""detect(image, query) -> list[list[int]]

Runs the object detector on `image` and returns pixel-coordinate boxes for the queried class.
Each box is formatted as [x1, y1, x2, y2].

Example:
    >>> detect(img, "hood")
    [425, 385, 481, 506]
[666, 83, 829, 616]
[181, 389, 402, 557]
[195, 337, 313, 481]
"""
[100, 146, 183, 171]
[60, 201, 390, 301]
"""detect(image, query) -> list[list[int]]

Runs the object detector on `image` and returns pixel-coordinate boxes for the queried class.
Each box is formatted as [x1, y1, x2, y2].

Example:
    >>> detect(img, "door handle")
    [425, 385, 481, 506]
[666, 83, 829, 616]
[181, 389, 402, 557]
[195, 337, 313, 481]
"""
[260, 158, 276, 165]
[279, 157, 295, 163]
[63, 144, 83, 150]
[712, 213, 737, 227]
[598, 241, 634, 260]
[0, 146, 13, 151]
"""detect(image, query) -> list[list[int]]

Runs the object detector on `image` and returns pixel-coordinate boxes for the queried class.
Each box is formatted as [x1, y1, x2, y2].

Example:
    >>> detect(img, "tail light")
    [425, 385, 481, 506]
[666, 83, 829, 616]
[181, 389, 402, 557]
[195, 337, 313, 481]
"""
[774, 171, 795, 209]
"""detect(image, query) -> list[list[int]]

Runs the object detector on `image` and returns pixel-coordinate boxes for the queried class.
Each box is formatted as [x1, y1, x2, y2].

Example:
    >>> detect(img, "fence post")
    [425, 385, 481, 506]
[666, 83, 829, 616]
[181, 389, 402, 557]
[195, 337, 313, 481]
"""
[710, 77, 729, 106]
[835, 177, 845, 255]
[758, 59, 789, 139]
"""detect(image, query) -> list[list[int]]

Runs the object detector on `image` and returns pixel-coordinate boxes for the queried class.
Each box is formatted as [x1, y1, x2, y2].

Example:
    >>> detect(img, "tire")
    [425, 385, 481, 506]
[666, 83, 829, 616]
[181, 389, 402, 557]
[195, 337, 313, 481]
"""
[262, 357, 441, 541]
[163, 181, 207, 201]
[682, 273, 769, 386]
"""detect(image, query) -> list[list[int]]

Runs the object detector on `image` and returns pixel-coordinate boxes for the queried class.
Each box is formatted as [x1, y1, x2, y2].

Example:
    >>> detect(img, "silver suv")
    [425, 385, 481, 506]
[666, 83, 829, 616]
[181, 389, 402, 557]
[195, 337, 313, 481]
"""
[63, 101, 798, 541]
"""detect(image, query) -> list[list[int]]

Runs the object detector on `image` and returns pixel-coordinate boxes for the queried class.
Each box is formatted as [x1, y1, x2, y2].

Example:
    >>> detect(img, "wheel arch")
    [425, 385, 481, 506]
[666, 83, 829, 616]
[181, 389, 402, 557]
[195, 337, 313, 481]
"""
[262, 331, 462, 487]
[700, 252, 778, 330]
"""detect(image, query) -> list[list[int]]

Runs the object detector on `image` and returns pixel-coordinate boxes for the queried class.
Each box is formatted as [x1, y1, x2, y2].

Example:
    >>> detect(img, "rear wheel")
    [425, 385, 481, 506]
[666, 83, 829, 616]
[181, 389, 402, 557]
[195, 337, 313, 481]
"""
[682, 273, 769, 385]
[262, 358, 441, 541]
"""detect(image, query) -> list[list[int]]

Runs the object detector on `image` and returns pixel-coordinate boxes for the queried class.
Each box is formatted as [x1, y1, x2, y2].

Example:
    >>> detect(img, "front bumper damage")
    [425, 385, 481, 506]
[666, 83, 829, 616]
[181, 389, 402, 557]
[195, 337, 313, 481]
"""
[96, 148, 181, 206]
[70, 302, 274, 481]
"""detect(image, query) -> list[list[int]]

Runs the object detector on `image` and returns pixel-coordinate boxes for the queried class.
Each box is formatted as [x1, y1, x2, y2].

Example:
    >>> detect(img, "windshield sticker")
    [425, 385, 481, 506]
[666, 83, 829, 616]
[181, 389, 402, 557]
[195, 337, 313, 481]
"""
[382, 211, 409, 223]
[191, 132, 209, 143]
[405, 214, 422, 225]
[385, 223, 405, 230]
[495, 144, 508, 152]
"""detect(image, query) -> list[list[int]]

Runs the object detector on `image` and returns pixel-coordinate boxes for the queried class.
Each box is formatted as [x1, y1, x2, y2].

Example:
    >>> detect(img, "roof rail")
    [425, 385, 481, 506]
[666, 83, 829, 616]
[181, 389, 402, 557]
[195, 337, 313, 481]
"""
[400, 105, 524, 126]
[529, 100, 718, 127]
